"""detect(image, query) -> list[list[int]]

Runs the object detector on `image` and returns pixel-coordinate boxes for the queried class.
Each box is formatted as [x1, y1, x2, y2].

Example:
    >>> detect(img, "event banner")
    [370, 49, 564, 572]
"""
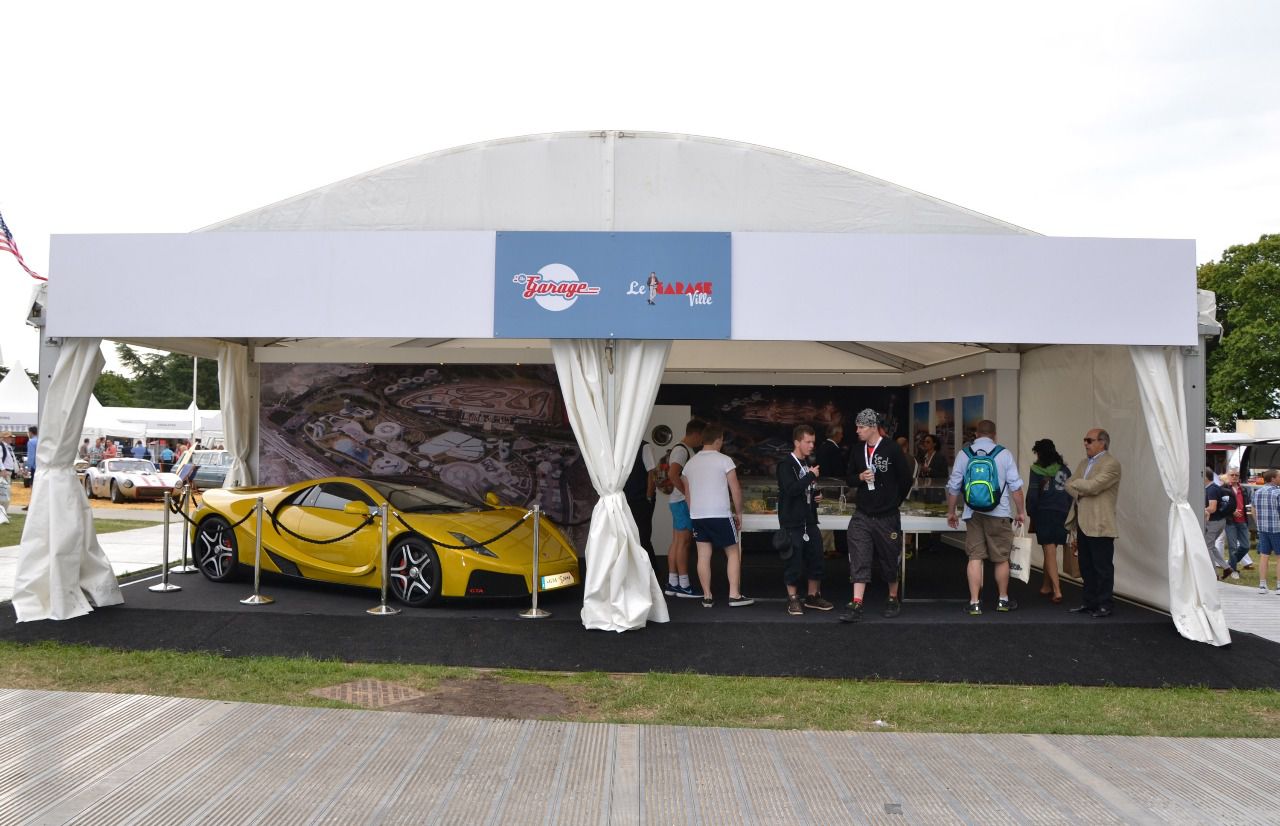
[493, 231, 731, 339]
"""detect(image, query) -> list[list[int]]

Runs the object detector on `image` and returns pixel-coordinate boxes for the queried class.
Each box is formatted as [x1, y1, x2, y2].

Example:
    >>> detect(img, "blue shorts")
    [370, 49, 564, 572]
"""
[1259, 532, 1280, 555]
[669, 500, 692, 531]
[691, 517, 740, 549]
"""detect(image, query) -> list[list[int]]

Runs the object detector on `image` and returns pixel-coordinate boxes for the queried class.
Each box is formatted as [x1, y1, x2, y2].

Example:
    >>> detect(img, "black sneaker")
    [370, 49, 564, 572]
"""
[803, 593, 834, 611]
[701, 596, 714, 608]
[882, 597, 901, 618]
[728, 594, 755, 607]
[996, 597, 1018, 613]
[838, 602, 864, 624]
[786, 595, 804, 616]
[966, 602, 983, 616]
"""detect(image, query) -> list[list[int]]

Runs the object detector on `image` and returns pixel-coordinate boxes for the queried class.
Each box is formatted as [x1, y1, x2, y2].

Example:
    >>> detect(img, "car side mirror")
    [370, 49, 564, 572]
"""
[484, 491, 501, 507]
[343, 501, 371, 517]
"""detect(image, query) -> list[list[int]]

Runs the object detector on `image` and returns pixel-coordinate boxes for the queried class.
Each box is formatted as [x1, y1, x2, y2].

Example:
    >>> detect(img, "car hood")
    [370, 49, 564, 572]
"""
[399, 507, 577, 563]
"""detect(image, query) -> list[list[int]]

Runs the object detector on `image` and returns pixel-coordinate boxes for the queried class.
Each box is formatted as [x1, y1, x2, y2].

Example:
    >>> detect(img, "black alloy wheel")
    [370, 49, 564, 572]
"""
[194, 515, 241, 581]
[388, 536, 441, 606]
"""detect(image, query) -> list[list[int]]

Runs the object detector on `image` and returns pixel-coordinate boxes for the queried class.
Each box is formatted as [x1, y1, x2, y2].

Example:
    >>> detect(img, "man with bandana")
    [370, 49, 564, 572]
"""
[840, 409, 914, 622]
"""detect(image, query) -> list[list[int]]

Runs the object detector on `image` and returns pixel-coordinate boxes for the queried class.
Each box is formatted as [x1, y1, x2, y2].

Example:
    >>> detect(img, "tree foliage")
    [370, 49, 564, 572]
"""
[1197, 234, 1280, 427]
[91, 344, 221, 409]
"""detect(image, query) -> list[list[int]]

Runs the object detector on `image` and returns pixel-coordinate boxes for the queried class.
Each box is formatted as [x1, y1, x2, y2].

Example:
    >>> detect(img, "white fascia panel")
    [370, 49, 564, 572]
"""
[47, 231, 497, 339]
[732, 234, 1197, 346]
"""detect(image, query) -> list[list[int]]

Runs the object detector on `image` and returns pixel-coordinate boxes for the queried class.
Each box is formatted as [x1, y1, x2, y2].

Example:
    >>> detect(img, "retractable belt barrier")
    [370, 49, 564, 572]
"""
[240, 498, 274, 605]
[148, 490, 181, 593]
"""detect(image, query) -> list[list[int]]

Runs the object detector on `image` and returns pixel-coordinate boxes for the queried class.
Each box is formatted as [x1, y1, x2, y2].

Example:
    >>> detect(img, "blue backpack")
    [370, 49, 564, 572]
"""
[962, 445, 1005, 512]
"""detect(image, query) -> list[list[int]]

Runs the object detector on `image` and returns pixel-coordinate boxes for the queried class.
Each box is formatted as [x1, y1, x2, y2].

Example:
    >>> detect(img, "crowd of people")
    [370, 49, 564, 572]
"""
[78, 437, 212, 471]
[627, 413, 1125, 620]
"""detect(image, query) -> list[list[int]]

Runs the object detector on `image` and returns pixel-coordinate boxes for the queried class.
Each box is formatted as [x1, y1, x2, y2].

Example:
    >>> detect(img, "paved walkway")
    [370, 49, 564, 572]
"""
[0, 687, 1274, 825]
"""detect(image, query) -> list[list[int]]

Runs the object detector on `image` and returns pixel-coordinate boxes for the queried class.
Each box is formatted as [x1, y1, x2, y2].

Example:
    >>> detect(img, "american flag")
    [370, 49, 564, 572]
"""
[0, 210, 46, 281]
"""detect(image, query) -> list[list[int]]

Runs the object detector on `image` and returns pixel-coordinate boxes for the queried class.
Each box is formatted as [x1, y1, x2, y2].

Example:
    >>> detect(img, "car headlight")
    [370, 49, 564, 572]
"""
[449, 532, 499, 558]
[122, 479, 134, 488]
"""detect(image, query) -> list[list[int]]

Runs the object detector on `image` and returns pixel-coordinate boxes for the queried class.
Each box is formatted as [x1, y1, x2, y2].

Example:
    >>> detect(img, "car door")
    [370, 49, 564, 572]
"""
[278, 481, 378, 573]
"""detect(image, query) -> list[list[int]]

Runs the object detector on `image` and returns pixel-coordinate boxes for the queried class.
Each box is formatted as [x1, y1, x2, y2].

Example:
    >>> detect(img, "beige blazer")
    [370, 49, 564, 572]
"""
[1065, 453, 1122, 538]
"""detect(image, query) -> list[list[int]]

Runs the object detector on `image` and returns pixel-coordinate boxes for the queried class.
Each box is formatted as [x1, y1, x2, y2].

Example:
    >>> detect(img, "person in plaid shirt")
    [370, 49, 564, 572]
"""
[1255, 470, 1280, 594]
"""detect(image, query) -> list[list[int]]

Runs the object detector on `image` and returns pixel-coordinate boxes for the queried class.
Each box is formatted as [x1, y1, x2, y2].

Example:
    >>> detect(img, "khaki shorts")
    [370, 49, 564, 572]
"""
[964, 512, 1013, 562]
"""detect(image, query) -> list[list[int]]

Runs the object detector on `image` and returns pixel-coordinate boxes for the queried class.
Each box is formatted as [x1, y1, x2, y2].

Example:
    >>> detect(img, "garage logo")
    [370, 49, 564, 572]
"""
[512, 263, 601, 312]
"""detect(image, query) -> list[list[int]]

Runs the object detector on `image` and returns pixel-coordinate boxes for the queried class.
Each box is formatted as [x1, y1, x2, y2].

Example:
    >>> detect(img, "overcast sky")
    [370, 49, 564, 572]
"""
[2, 1, 1276, 373]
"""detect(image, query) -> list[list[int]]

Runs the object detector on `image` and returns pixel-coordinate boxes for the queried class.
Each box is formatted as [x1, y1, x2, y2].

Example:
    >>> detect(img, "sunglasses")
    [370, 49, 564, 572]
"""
[1083, 437, 1101, 444]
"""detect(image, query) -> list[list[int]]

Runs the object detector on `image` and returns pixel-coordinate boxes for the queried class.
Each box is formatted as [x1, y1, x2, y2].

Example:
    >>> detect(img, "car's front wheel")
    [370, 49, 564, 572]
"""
[84, 478, 94, 499]
[110, 482, 123, 504]
[388, 536, 441, 606]
[194, 515, 241, 582]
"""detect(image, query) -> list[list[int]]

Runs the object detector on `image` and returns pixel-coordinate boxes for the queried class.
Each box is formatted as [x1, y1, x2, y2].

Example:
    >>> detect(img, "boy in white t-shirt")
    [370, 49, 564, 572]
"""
[683, 424, 753, 608]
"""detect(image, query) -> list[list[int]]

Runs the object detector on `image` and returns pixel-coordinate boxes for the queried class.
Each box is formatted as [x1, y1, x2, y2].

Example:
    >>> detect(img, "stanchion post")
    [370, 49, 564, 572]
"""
[367, 503, 400, 615]
[519, 504, 550, 619]
[240, 497, 274, 605]
[149, 489, 181, 592]
[173, 483, 197, 574]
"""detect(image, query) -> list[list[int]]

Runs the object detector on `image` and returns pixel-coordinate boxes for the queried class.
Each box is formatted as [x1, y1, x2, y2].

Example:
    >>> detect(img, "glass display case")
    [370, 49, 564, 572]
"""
[740, 475, 948, 518]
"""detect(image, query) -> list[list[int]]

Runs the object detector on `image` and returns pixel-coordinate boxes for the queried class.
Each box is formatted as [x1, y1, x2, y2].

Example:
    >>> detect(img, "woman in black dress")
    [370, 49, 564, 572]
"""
[1027, 438, 1073, 602]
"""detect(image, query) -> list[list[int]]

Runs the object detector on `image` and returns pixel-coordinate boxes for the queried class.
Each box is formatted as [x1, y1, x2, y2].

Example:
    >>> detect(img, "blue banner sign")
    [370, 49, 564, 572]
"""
[494, 232, 731, 339]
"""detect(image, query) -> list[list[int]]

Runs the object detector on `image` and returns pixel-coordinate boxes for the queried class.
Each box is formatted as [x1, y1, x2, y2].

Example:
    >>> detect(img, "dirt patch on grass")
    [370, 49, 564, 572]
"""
[385, 675, 579, 719]
[8, 485, 169, 512]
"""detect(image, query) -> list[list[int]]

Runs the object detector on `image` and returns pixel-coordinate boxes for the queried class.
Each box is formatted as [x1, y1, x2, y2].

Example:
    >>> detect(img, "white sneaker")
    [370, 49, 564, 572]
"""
[1260, 584, 1270, 594]
[1230, 570, 1242, 580]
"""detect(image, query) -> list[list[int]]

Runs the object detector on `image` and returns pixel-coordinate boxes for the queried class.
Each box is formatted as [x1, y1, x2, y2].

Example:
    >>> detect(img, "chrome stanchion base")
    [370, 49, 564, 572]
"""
[171, 565, 198, 575]
[148, 582, 182, 593]
[366, 604, 401, 616]
[239, 594, 275, 605]
[518, 607, 551, 619]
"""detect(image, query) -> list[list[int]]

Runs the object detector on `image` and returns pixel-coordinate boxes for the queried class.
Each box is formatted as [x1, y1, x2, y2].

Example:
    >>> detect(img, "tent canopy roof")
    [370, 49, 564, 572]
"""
[48, 131, 1200, 376]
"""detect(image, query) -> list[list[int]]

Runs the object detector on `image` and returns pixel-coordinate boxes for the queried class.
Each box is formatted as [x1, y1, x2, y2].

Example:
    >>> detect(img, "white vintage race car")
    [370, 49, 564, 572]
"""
[84, 458, 181, 503]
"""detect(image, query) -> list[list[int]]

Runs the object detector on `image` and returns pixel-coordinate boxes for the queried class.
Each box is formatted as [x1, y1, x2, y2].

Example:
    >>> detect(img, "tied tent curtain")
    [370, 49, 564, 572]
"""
[551, 339, 671, 632]
[1129, 345, 1230, 645]
[217, 342, 257, 487]
[13, 338, 124, 621]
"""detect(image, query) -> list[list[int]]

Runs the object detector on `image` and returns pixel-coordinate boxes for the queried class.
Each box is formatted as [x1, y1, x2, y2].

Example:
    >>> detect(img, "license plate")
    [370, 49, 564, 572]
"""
[540, 571, 575, 590]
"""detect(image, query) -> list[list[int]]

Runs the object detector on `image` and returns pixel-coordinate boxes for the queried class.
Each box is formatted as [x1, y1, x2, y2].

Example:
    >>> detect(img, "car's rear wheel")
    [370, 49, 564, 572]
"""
[110, 482, 123, 504]
[194, 515, 241, 582]
[389, 536, 441, 606]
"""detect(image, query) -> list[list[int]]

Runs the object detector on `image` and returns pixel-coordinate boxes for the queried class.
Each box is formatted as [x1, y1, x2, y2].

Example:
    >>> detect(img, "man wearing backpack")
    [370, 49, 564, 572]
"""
[946, 419, 1027, 615]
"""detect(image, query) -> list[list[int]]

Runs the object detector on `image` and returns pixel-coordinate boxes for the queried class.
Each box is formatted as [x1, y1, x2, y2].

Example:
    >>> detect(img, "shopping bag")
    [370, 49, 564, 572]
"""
[1009, 523, 1032, 583]
[1062, 534, 1081, 578]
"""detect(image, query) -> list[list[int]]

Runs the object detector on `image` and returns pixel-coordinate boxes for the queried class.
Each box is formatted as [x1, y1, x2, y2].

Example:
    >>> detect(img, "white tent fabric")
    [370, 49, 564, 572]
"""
[83, 396, 145, 439]
[1130, 346, 1230, 645]
[0, 361, 39, 430]
[12, 339, 123, 622]
[551, 339, 671, 631]
[217, 342, 256, 486]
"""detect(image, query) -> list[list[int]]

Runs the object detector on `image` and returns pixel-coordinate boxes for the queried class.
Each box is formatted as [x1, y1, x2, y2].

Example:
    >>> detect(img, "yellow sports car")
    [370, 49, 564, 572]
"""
[189, 476, 580, 606]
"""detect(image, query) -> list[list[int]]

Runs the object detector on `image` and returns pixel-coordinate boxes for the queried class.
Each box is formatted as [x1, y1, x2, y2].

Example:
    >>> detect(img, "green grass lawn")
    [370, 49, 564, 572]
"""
[1, 641, 1278, 737]
[0, 516, 147, 547]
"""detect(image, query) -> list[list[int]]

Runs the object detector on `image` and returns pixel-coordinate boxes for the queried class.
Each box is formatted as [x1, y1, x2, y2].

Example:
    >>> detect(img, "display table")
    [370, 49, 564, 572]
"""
[739, 512, 959, 601]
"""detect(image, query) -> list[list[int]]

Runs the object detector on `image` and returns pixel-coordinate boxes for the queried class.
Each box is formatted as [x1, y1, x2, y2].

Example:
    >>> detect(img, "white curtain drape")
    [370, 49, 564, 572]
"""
[13, 339, 124, 621]
[1130, 345, 1230, 645]
[551, 339, 671, 632]
[217, 342, 257, 487]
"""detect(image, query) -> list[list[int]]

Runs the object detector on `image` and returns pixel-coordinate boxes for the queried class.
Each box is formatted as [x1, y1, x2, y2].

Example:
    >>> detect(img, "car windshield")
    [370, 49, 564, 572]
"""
[363, 481, 476, 514]
[108, 459, 158, 473]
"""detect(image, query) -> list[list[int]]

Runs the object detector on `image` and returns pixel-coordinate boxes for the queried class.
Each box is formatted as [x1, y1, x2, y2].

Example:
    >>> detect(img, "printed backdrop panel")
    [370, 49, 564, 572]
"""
[493, 231, 730, 339]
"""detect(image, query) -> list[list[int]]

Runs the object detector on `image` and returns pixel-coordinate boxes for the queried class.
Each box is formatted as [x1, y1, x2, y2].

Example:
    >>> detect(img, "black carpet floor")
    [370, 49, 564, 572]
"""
[4, 546, 1279, 688]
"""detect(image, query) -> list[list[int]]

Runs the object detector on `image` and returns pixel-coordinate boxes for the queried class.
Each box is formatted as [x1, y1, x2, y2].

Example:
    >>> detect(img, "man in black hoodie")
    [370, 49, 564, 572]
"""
[776, 425, 835, 616]
[840, 408, 913, 622]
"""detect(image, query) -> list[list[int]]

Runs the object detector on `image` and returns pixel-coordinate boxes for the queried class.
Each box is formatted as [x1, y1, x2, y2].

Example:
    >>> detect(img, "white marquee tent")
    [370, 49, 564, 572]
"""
[18, 131, 1224, 645]
[0, 362, 39, 431]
